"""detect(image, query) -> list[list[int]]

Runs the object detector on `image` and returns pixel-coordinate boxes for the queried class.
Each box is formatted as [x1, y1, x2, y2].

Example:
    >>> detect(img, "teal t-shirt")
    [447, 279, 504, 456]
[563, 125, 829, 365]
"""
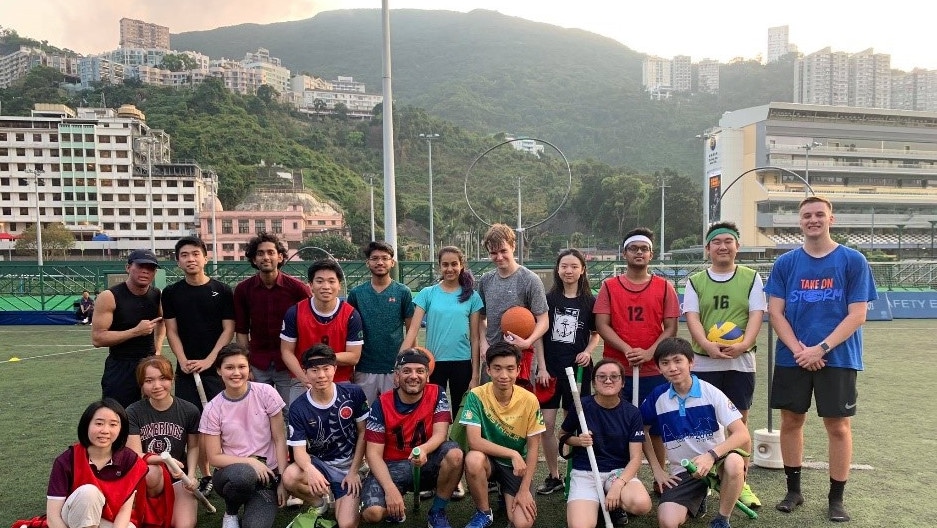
[347, 281, 414, 373]
[413, 283, 484, 362]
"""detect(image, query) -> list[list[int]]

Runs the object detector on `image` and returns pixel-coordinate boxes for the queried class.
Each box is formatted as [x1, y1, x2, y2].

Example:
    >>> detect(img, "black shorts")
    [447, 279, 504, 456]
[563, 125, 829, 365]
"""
[541, 364, 592, 410]
[659, 471, 709, 517]
[770, 366, 857, 417]
[693, 370, 755, 411]
[175, 369, 225, 411]
[361, 440, 461, 509]
[102, 355, 145, 409]
[488, 457, 531, 497]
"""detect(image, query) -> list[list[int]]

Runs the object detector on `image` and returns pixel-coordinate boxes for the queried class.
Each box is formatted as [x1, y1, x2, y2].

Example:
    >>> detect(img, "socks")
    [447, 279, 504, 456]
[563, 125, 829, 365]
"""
[784, 465, 802, 494]
[430, 495, 449, 513]
[829, 478, 847, 502]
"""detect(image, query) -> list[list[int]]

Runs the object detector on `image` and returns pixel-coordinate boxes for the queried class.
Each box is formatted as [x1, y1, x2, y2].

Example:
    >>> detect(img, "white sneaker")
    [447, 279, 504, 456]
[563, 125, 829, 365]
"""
[286, 496, 304, 507]
[222, 514, 240, 528]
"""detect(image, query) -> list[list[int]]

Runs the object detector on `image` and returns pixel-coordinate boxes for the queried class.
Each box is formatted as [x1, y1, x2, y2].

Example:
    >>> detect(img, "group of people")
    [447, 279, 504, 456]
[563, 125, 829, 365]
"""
[47, 195, 874, 528]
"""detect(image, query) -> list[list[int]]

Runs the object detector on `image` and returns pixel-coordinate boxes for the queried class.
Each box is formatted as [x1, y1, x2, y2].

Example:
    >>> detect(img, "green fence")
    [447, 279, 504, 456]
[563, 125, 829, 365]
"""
[1, 260, 935, 311]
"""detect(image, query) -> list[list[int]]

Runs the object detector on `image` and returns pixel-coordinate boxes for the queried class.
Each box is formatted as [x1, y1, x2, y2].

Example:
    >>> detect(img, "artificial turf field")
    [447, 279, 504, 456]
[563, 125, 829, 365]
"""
[1, 320, 933, 528]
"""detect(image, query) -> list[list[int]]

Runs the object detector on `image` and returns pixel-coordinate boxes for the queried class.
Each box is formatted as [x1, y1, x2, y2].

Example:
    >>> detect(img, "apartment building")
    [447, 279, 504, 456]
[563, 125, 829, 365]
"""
[766, 25, 791, 63]
[0, 46, 78, 89]
[672, 55, 692, 92]
[697, 59, 720, 93]
[119, 18, 170, 50]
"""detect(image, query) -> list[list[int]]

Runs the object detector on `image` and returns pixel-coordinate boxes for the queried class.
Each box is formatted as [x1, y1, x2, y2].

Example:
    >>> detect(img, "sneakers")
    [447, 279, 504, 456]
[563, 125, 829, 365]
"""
[828, 500, 850, 522]
[536, 475, 564, 495]
[708, 517, 731, 528]
[451, 482, 466, 500]
[420, 490, 435, 499]
[696, 495, 708, 518]
[487, 481, 498, 493]
[739, 482, 762, 508]
[222, 514, 240, 528]
[464, 510, 493, 528]
[385, 513, 406, 523]
[286, 496, 305, 507]
[427, 509, 453, 528]
[198, 476, 214, 496]
[610, 508, 629, 527]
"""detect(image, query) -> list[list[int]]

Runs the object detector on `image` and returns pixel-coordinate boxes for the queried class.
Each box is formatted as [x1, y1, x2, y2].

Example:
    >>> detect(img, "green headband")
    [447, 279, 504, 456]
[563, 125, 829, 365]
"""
[706, 227, 740, 244]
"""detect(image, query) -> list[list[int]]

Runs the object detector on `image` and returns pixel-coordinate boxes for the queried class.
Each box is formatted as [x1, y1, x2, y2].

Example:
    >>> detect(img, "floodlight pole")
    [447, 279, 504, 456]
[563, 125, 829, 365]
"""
[380, 0, 398, 277]
[26, 168, 45, 266]
[420, 133, 439, 260]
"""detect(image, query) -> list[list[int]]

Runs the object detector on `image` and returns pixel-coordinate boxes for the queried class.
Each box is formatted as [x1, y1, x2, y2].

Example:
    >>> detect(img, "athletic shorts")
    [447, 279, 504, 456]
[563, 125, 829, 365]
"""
[567, 468, 640, 503]
[770, 366, 857, 417]
[487, 457, 530, 497]
[309, 458, 354, 500]
[353, 372, 395, 406]
[693, 370, 755, 411]
[361, 440, 460, 509]
[659, 471, 709, 517]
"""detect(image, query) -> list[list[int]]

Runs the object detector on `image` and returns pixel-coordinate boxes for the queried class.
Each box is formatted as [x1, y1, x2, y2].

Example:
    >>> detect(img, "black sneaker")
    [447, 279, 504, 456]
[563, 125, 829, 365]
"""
[610, 509, 629, 526]
[198, 476, 214, 496]
[536, 476, 564, 495]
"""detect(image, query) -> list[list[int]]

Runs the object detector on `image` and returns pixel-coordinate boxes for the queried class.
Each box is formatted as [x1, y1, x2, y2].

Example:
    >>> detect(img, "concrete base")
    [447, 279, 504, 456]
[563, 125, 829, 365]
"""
[753, 428, 784, 469]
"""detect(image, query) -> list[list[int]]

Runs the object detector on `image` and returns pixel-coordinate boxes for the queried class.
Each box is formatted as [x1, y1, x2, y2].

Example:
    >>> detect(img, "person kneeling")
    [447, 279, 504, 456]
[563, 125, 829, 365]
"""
[360, 348, 463, 528]
[641, 337, 750, 528]
[561, 359, 651, 528]
[282, 345, 369, 528]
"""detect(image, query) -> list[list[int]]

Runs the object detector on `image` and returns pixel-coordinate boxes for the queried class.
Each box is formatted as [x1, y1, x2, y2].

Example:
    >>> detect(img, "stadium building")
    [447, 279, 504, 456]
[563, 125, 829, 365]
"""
[702, 103, 937, 257]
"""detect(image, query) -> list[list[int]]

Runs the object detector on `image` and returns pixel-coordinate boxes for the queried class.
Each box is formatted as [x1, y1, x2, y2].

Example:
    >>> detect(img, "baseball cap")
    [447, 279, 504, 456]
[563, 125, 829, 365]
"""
[127, 249, 160, 267]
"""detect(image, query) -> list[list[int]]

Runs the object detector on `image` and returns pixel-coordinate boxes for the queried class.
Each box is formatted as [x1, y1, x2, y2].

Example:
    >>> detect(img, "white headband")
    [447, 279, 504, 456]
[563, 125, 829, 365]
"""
[622, 235, 653, 250]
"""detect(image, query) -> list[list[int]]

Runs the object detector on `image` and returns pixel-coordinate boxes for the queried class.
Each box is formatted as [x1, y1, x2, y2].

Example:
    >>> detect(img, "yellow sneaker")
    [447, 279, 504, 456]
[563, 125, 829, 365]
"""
[739, 482, 761, 508]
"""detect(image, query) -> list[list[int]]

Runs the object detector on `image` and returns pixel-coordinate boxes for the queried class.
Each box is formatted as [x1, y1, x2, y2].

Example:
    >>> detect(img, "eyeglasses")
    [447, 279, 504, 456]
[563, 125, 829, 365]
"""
[596, 374, 622, 383]
[626, 246, 651, 254]
[368, 256, 392, 262]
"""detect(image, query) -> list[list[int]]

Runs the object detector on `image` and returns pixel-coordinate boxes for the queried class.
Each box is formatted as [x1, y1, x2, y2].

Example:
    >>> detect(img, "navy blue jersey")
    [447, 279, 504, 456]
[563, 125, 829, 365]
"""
[561, 395, 645, 472]
[287, 382, 369, 469]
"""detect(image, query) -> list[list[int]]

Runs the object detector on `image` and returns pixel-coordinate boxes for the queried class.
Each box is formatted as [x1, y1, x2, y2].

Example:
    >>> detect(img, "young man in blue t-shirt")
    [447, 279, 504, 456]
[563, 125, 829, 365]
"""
[765, 196, 877, 523]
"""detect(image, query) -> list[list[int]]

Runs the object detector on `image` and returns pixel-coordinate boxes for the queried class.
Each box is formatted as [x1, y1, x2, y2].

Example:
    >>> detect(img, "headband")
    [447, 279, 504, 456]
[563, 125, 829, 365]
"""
[622, 235, 653, 250]
[395, 350, 430, 369]
[302, 356, 336, 369]
[705, 227, 740, 244]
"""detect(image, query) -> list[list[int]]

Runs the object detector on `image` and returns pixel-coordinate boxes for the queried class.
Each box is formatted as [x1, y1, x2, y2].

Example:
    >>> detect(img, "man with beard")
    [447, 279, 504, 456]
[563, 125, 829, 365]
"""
[234, 232, 311, 407]
[347, 241, 413, 404]
[92, 249, 165, 409]
[361, 349, 463, 528]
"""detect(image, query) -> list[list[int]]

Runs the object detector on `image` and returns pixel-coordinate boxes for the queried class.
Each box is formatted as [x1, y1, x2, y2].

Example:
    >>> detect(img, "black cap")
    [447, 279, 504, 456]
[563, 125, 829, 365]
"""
[127, 249, 160, 267]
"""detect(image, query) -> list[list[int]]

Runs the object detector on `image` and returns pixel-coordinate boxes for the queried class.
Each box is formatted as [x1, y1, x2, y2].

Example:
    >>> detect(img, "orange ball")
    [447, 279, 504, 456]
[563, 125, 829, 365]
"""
[412, 346, 436, 375]
[501, 306, 536, 339]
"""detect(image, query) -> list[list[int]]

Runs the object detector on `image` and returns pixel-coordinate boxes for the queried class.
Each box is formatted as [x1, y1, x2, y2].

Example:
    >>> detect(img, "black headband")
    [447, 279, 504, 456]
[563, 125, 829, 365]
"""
[395, 351, 430, 369]
[302, 356, 336, 369]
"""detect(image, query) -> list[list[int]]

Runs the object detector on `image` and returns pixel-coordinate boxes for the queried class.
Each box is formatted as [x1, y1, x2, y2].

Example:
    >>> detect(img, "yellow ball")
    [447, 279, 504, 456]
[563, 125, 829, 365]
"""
[707, 321, 744, 345]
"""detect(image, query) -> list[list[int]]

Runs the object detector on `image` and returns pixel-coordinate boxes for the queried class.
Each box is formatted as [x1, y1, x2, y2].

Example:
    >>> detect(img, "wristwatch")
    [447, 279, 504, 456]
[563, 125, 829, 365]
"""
[819, 341, 831, 354]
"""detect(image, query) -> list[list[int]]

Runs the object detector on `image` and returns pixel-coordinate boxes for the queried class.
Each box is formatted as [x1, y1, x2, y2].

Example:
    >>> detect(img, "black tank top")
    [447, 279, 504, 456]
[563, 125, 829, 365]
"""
[108, 282, 161, 359]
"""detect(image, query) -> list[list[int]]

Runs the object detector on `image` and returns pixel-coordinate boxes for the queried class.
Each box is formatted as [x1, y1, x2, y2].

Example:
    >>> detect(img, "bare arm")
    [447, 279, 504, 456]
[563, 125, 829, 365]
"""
[153, 302, 165, 354]
[91, 290, 161, 349]
[112, 490, 136, 528]
[685, 312, 724, 358]
[164, 317, 188, 366]
[235, 332, 249, 348]
[281, 339, 306, 381]
[689, 419, 751, 476]
[466, 424, 525, 463]
[194, 319, 234, 372]
[46, 499, 66, 528]
[336, 343, 361, 367]
[767, 296, 801, 353]
[400, 306, 426, 351]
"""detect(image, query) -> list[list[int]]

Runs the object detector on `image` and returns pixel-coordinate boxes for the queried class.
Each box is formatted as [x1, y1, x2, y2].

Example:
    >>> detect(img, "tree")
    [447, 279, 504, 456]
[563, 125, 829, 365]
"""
[332, 102, 349, 121]
[14, 222, 75, 260]
[159, 53, 197, 72]
[299, 234, 359, 260]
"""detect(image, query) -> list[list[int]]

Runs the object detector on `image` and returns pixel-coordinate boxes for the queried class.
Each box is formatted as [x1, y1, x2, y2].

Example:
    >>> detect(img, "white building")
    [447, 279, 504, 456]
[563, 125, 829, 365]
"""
[330, 76, 366, 93]
[300, 89, 382, 118]
[0, 46, 78, 89]
[242, 48, 291, 95]
[767, 25, 791, 63]
[672, 55, 692, 92]
[290, 74, 333, 93]
[77, 56, 125, 87]
[642, 56, 672, 99]
[0, 103, 211, 256]
[697, 59, 720, 93]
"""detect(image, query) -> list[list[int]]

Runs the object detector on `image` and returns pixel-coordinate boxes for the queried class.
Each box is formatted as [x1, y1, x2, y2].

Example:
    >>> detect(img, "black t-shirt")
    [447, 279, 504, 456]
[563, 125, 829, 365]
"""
[544, 291, 596, 376]
[161, 278, 234, 364]
[126, 397, 201, 463]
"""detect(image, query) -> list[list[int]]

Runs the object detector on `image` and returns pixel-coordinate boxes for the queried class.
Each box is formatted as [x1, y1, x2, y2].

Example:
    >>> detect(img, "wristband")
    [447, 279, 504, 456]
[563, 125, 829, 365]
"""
[707, 449, 720, 461]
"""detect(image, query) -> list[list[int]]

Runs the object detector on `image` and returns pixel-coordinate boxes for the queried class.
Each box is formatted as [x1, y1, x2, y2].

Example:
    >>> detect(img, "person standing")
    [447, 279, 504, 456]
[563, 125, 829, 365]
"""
[161, 236, 235, 495]
[537, 248, 599, 497]
[476, 224, 549, 386]
[234, 233, 311, 407]
[594, 227, 679, 406]
[460, 342, 546, 528]
[683, 221, 765, 509]
[360, 349, 463, 528]
[92, 249, 165, 409]
[765, 196, 876, 523]
[283, 344, 369, 528]
[281, 260, 363, 404]
[347, 241, 413, 404]
[401, 245, 484, 413]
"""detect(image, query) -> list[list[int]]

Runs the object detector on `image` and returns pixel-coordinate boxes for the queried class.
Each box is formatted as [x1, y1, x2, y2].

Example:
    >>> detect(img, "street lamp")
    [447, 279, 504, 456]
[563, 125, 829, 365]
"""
[419, 133, 440, 260]
[209, 170, 218, 269]
[364, 173, 376, 241]
[658, 173, 669, 257]
[802, 140, 822, 194]
[25, 167, 45, 266]
[138, 137, 158, 252]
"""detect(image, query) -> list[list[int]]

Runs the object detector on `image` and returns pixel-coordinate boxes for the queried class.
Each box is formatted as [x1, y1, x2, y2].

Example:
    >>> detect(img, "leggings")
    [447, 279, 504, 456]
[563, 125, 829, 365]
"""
[430, 360, 472, 413]
[212, 463, 278, 528]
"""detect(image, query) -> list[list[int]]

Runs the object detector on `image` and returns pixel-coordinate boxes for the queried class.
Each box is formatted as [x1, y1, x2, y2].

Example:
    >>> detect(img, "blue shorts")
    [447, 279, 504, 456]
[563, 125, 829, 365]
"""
[311, 458, 353, 500]
[361, 440, 460, 509]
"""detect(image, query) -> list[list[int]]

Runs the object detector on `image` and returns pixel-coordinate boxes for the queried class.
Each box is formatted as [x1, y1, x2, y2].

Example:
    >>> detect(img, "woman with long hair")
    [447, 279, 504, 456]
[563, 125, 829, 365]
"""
[536, 248, 600, 496]
[126, 356, 201, 528]
[200, 343, 289, 528]
[401, 245, 483, 411]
